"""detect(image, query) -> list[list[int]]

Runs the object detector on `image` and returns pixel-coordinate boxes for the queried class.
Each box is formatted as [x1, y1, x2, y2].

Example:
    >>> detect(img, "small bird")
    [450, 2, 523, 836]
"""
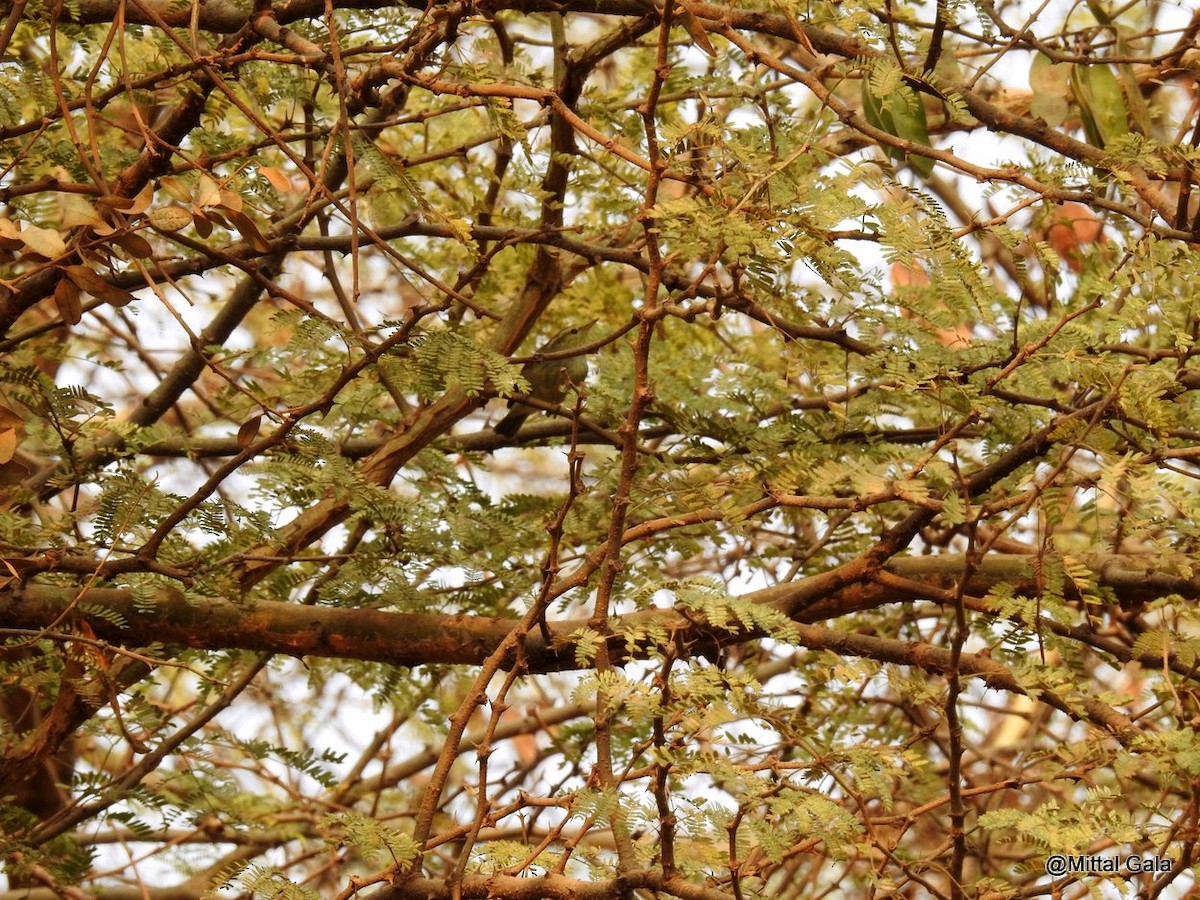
[494, 320, 597, 438]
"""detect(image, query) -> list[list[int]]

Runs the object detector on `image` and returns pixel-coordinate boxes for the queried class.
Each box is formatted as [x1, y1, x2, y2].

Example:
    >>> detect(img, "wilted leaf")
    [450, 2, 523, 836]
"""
[63, 264, 108, 292]
[126, 182, 155, 216]
[226, 209, 272, 253]
[54, 276, 83, 325]
[97, 194, 136, 210]
[63, 264, 136, 306]
[193, 213, 213, 238]
[96, 283, 135, 306]
[237, 414, 262, 449]
[0, 456, 30, 489]
[0, 218, 22, 250]
[677, 5, 716, 57]
[114, 232, 153, 259]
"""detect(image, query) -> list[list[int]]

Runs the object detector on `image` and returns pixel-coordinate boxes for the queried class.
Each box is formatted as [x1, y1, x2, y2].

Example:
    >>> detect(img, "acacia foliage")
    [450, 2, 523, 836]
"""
[2, 1, 1200, 897]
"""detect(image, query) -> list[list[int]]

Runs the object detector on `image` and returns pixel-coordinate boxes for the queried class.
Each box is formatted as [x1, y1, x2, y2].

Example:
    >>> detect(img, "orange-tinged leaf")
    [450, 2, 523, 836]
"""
[1046, 202, 1105, 273]
[890, 262, 970, 346]
[0, 430, 17, 466]
[126, 182, 155, 215]
[260, 166, 293, 192]
[890, 262, 930, 288]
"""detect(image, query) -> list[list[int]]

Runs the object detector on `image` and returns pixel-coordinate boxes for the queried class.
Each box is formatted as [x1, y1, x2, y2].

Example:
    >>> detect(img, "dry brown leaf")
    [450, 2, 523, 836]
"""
[114, 232, 153, 259]
[226, 209, 272, 253]
[54, 276, 83, 325]
[677, 5, 716, 57]
[237, 414, 262, 449]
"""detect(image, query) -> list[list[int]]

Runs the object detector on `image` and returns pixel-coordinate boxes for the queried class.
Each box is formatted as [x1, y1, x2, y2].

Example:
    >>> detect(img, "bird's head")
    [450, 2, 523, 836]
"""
[539, 319, 598, 353]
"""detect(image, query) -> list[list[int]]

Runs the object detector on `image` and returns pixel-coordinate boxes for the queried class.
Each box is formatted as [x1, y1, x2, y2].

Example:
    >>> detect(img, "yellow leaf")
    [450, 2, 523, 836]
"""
[197, 173, 221, 208]
[59, 193, 104, 229]
[21, 224, 68, 258]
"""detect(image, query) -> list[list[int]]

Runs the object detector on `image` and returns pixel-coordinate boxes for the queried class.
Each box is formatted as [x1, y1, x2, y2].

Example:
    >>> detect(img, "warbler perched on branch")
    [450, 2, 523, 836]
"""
[495, 320, 597, 438]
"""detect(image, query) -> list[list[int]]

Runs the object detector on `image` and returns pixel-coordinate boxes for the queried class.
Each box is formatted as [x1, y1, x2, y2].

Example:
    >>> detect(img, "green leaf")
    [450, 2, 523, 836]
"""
[1029, 52, 1071, 126]
[861, 76, 935, 177]
[1070, 63, 1129, 148]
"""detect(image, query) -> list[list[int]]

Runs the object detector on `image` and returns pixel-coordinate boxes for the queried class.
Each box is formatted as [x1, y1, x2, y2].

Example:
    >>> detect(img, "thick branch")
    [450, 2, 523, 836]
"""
[4, 553, 1193, 671]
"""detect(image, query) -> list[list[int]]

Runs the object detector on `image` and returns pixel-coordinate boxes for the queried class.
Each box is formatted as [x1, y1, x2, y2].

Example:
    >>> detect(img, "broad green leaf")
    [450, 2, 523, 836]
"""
[861, 78, 935, 177]
[1029, 52, 1071, 126]
[1070, 63, 1129, 148]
